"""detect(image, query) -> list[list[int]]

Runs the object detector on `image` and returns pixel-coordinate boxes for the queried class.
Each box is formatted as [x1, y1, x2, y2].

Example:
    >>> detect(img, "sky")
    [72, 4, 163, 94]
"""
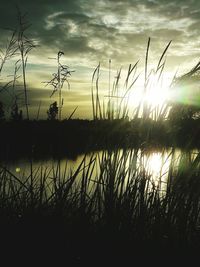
[0, 0, 200, 119]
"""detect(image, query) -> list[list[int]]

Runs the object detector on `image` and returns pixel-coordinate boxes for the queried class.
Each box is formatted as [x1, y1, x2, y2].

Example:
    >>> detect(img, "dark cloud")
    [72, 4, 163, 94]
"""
[0, 0, 199, 118]
[0, 0, 199, 60]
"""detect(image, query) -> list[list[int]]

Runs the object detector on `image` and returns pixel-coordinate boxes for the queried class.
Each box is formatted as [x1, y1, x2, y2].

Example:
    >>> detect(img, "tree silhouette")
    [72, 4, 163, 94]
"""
[47, 101, 58, 120]
[168, 104, 199, 122]
[169, 64, 200, 122]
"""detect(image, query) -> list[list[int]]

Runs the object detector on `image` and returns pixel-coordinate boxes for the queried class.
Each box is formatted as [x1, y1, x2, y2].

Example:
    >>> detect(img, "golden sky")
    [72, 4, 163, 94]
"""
[0, 0, 200, 119]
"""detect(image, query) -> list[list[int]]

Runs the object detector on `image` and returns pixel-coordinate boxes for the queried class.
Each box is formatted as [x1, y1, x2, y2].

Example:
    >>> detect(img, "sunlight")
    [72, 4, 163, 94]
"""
[127, 73, 172, 113]
[144, 86, 169, 106]
[144, 152, 171, 185]
[146, 153, 164, 175]
[128, 85, 170, 109]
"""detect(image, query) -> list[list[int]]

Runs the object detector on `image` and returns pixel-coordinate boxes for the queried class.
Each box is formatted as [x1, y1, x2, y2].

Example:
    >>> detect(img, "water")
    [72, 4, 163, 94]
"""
[3, 147, 199, 194]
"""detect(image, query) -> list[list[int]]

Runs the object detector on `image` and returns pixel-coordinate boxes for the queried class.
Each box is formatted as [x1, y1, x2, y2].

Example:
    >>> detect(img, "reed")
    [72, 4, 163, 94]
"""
[45, 51, 74, 120]
[0, 148, 199, 257]
[16, 8, 36, 120]
[0, 10, 199, 265]
[91, 38, 173, 122]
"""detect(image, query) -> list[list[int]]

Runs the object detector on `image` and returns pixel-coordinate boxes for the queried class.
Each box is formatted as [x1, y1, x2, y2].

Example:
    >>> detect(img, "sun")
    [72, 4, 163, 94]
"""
[128, 85, 170, 110]
[144, 86, 169, 106]
[128, 73, 171, 111]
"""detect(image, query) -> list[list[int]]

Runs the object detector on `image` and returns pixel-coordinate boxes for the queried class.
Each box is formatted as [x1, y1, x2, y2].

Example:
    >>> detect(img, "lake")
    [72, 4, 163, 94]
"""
[2, 147, 199, 195]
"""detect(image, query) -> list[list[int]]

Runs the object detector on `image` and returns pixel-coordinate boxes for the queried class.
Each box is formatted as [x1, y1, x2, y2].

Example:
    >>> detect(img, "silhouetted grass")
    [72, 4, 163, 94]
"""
[0, 23, 200, 263]
[91, 38, 174, 122]
[0, 148, 199, 264]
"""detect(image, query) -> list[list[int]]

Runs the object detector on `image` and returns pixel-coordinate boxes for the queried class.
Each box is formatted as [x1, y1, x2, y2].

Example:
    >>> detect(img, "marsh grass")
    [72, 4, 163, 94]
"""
[16, 8, 36, 120]
[0, 18, 200, 263]
[0, 148, 200, 263]
[91, 38, 173, 122]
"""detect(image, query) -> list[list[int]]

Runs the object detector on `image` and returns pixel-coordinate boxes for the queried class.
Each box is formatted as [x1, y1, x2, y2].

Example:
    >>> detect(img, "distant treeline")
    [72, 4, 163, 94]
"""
[0, 118, 199, 160]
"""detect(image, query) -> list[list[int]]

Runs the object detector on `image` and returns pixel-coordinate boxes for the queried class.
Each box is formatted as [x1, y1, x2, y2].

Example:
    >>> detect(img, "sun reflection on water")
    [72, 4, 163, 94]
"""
[7, 148, 198, 195]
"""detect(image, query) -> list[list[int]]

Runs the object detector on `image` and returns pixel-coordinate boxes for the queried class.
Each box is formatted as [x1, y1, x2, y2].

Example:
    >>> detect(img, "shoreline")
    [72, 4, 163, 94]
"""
[0, 118, 199, 160]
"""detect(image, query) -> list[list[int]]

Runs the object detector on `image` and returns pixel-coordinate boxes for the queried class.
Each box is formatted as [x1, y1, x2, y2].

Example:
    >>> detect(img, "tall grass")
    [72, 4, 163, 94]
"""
[91, 38, 172, 122]
[16, 8, 36, 120]
[0, 148, 199, 255]
[0, 31, 18, 76]
[44, 51, 74, 120]
[91, 60, 140, 120]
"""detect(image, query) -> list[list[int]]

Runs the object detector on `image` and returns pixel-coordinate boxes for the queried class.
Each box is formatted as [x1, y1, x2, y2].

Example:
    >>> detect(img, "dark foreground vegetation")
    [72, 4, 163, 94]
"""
[0, 148, 200, 264]
[0, 10, 200, 264]
[0, 117, 200, 160]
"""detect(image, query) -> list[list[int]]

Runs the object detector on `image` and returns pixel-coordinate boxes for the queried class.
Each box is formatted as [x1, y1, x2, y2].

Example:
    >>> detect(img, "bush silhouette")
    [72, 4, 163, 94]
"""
[47, 101, 58, 120]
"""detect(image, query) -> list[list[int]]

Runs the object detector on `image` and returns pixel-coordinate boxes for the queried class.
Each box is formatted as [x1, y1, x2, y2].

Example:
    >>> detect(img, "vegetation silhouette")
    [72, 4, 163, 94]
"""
[44, 51, 74, 120]
[0, 9, 200, 265]
[47, 101, 58, 120]
[0, 148, 199, 264]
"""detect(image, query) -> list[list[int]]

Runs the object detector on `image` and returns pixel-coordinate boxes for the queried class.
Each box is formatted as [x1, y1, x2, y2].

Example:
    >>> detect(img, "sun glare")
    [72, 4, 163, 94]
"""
[128, 85, 170, 109]
[146, 153, 164, 175]
[127, 74, 171, 111]
[144, 152, 171, 187]
[144, 86, 169, 106]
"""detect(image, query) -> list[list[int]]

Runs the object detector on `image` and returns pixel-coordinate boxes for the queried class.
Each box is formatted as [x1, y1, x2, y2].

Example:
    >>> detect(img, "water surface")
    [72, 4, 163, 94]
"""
[4, 148, 199, 193]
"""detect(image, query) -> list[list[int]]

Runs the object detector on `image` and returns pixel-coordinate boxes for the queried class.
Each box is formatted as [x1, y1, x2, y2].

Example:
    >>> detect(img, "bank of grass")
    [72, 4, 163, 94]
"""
[0, 148, 200, 263]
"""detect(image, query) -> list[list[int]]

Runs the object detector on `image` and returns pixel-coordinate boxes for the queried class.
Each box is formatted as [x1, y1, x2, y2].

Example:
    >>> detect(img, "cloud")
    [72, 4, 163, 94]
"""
[0, 0, 198, 62]
[0, 0, 200, 118]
